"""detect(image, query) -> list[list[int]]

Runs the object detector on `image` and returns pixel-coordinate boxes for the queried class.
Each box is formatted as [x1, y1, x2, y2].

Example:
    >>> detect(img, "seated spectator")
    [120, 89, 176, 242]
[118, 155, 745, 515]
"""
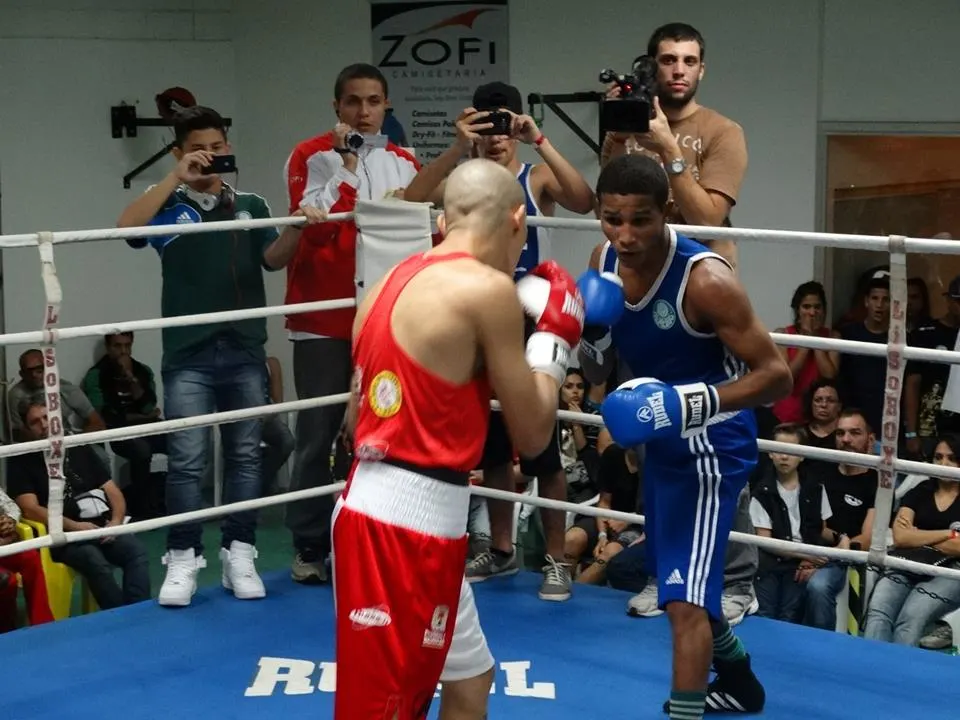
[261, 356, 295, 494]
[559, 368, 601, 502]
[772, 282, 840, 424]
[838, 271, 890, 434]
[798, 378, 843, 479]
[7, 401, 151, 610]
[81, 331, 167, 520]
[863, 434, 960, 646]
[904, 276, 960, 459]
[8, 350, 107, 465]
[803, 408, 878, 630]
[750, 424, 832, 623]
[0, 486, 54, 633]
[563, 444, 643, 585]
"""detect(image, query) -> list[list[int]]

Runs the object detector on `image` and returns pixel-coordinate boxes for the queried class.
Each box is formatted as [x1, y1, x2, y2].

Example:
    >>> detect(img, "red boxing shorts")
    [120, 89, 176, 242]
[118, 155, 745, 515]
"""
[332, 461, 494, 720]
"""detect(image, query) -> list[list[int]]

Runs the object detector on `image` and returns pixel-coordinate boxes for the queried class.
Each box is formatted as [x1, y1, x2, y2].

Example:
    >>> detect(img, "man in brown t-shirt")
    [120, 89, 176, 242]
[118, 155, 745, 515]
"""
[601, 22, 747, 269]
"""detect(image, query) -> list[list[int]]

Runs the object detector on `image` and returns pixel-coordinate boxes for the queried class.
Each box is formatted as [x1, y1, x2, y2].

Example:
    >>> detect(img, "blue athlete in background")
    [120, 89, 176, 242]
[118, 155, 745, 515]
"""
[576, 154, 791, 719]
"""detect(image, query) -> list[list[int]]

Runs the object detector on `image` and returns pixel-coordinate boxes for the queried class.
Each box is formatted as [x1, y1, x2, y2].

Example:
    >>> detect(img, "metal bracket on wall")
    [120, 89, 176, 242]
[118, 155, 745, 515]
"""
[111, 103, 233, 189]
[526, 91, 605, 157]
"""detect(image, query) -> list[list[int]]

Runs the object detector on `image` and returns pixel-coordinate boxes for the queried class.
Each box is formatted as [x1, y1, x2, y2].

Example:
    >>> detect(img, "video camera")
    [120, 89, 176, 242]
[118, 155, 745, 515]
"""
[344, 130, 388, 152]
[598, 55, 659, 134]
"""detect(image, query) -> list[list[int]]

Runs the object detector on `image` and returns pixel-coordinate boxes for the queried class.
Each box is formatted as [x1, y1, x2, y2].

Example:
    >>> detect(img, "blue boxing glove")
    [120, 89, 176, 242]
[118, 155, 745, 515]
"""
[576, 269, 624, 366]
[601, 377, 720, 446]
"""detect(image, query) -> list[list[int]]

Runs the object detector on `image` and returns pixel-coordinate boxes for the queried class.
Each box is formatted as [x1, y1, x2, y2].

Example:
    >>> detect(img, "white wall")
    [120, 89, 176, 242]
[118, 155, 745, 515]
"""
[821, 0, 960, 123]
[0, 1, 233, 407]
[3, 0, 960, 409]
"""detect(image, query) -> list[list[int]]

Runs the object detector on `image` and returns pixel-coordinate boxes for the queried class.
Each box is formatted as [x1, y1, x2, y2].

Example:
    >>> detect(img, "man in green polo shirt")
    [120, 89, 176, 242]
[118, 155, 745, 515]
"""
[117, 106, 323, 607]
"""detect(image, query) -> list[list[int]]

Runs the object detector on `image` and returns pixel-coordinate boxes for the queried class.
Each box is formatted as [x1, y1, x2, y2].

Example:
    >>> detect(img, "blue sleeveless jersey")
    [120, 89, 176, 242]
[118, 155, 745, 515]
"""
[514, 163, 551, 281]
[599, 228, 747, 388]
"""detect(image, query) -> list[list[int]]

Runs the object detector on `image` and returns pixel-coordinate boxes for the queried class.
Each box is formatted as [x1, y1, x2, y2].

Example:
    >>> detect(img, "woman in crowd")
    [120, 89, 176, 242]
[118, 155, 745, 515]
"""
[863, 433, 960, 645]
[804, 379, 842, 450]
[559, 368, 601, 503]
[772, 281, 840, 424]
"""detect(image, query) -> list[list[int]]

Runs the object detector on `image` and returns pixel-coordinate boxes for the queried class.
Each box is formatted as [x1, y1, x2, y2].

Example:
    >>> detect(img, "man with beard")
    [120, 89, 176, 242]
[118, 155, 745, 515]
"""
[601, 22, 748, 270]
[800, 408, 878, 632]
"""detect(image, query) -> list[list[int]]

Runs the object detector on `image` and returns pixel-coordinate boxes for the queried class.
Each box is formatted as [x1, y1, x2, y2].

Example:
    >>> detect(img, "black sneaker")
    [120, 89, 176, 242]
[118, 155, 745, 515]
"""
[661, 655, 765, 715]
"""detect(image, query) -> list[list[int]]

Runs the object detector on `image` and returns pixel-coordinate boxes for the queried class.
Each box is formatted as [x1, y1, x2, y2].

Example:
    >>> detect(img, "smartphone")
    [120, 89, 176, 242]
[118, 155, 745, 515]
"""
[202, 154, 237, 175]
[475, 110, 513, 136]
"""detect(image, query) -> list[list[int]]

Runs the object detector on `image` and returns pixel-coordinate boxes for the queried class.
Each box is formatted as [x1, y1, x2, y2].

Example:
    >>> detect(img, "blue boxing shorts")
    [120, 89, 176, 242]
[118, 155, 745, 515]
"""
[642, 409, 757, 619]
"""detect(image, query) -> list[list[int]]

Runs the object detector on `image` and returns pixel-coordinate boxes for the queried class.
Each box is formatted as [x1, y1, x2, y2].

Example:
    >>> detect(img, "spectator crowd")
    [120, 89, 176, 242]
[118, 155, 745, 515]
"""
[0, 22, 957, 660]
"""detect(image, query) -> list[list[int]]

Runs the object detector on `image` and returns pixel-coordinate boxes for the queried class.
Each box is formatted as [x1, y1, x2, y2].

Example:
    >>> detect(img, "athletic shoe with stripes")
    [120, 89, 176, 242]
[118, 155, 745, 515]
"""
[661, 655, 765, 715]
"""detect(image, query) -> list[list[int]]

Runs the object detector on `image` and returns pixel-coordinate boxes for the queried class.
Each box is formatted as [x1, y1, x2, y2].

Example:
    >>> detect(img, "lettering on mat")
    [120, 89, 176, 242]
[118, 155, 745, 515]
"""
[244, 658, 556, 700]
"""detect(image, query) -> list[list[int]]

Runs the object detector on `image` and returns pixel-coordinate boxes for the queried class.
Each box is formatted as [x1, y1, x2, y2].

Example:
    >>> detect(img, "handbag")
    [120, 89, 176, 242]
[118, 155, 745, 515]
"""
[887, 545, 958, 578]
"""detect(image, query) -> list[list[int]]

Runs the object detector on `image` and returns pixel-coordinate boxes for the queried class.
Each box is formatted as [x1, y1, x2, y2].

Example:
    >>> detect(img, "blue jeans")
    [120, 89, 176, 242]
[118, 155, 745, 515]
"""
[755, 565, 806, 623]
[863, 571, 960, 646]
[605, 540, 649, 593]
[50, 535, 151, 609]
[163, 337, 266, 552]
[802, 562, 848, 630]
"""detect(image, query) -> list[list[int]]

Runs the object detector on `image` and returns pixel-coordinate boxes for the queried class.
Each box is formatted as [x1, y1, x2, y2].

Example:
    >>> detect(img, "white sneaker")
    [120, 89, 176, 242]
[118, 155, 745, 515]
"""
[627, 579, 663, 617]
[159, 549, 206, 607]
[722, 584, 760, 626]
[220, 541, 266, 600]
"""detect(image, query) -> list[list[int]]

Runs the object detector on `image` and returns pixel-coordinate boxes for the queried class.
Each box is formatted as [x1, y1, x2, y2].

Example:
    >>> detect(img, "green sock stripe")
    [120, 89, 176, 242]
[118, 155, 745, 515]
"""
[713, 627, 747, 661]
[669, 690, 705, 720]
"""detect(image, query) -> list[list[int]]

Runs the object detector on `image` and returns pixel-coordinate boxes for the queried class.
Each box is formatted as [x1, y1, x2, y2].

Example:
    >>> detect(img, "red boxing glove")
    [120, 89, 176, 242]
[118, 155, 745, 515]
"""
[516, 261, 586, 384]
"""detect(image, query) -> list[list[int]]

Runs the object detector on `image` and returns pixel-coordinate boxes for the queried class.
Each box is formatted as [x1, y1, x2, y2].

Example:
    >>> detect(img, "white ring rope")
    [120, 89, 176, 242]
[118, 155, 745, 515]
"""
[0, 210, 956, 594]
[0, 298, 356, 348]
[0, 392, 351, 460]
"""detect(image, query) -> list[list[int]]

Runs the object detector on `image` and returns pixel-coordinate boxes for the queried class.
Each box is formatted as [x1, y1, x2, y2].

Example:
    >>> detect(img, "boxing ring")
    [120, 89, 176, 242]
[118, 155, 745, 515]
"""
[2, 206, 960, 718]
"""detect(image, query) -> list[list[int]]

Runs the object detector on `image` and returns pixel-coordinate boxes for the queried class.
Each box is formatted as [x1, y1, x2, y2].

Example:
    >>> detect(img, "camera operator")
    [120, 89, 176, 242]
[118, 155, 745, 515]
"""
[601, 23, 747, 269]
[275, 63, 422, 585]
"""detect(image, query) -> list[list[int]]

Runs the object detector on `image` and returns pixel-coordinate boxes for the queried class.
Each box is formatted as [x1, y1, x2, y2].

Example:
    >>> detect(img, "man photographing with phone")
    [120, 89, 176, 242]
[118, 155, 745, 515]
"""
[117, 106, 325, 608]
[405, 82, 596, 601]
[600, 23, 747, 269]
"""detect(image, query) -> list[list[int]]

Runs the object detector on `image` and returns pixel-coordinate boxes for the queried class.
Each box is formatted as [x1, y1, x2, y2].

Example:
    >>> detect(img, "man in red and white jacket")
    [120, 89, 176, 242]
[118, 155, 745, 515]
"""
[277, 63, 421, 583]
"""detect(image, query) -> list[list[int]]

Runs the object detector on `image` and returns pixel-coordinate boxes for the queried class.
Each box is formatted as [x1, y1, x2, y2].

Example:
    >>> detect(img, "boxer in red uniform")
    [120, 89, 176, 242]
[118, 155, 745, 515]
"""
[333, 158, 585, 720]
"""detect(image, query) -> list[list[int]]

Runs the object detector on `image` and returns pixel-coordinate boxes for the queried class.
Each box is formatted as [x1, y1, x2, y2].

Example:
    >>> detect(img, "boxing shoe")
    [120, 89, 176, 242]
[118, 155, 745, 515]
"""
[661, 655, 766, 715]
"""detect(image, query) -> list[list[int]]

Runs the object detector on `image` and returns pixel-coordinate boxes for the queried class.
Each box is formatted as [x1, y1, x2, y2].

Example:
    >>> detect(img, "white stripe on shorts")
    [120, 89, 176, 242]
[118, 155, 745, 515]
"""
[687, 432, 722, 606]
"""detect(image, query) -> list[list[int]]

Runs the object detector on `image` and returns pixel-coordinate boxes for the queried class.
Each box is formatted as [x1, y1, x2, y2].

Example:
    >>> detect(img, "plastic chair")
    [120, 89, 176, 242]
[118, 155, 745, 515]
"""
[16, 520, 97, 617]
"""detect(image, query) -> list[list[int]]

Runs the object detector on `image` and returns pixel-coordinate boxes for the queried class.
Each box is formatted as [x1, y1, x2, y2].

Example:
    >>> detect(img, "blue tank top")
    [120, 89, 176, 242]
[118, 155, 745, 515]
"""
[514, 163, 552, 280]
[600, 228, 747, 388]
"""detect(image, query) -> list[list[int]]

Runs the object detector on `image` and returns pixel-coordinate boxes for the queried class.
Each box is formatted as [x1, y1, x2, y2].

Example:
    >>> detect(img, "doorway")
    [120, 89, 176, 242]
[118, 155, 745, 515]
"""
[821, 130, 960, 327]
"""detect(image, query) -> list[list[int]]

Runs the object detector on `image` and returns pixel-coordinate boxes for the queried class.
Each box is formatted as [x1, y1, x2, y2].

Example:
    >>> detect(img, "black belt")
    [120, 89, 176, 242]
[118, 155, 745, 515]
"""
[382, 458, 470, 487]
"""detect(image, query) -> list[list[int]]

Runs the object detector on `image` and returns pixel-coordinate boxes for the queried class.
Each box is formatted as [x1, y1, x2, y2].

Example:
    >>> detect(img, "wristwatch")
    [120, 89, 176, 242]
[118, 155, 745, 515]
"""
[665, 157, 687, 176]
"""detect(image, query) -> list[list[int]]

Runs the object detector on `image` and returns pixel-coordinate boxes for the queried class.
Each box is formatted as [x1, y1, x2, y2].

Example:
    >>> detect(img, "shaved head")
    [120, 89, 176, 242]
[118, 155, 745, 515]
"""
[442, 159, 526, 235]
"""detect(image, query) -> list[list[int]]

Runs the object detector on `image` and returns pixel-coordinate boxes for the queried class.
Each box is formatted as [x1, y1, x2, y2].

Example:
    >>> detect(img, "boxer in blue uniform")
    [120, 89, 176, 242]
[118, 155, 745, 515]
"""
[577, 154, 791, 719]
[402, 82, 595, 602]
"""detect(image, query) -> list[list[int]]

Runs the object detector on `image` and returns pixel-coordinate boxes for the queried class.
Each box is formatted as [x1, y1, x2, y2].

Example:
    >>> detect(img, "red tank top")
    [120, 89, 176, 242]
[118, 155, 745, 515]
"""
[351, 252, 492, 474]
[772, 325, 830, 423]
